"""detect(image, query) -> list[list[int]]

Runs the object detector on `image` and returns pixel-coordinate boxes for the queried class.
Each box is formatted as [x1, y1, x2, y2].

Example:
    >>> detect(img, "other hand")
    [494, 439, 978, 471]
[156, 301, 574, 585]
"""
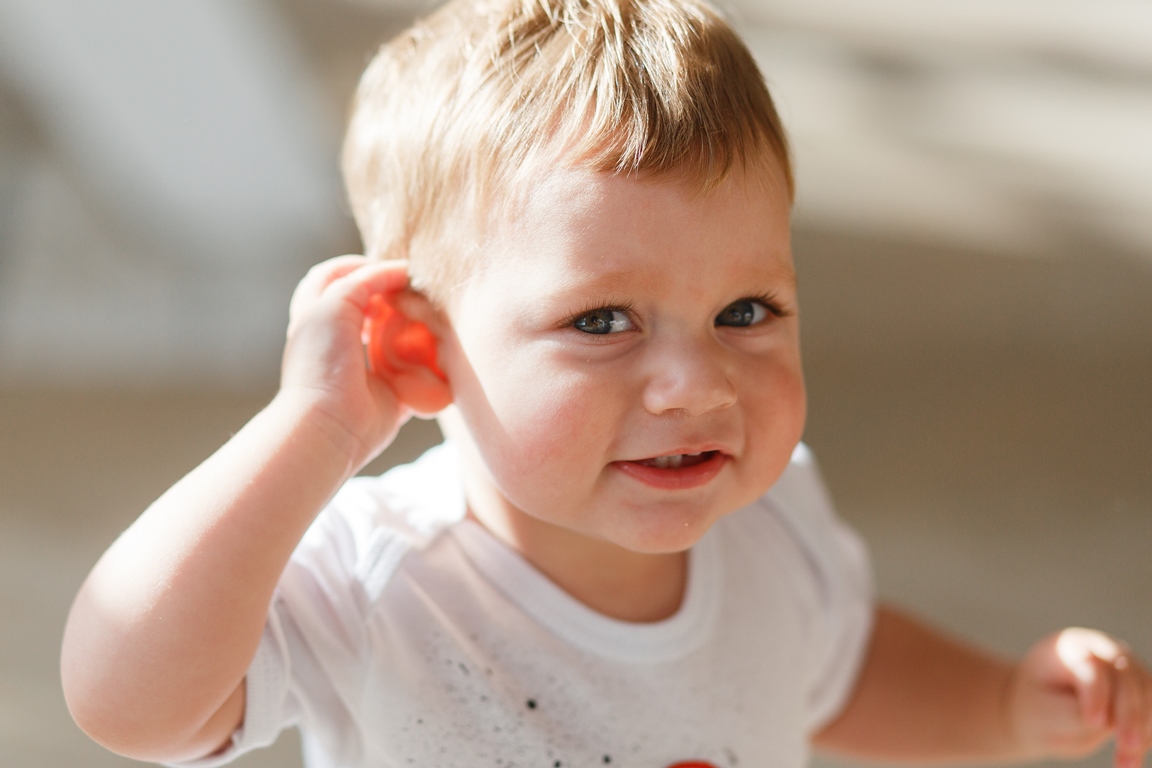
[1009, 628, 1152, 768]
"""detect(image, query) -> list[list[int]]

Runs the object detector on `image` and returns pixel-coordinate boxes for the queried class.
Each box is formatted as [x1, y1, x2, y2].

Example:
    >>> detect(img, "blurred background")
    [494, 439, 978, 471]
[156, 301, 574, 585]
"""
[1, 0, 1149, 766]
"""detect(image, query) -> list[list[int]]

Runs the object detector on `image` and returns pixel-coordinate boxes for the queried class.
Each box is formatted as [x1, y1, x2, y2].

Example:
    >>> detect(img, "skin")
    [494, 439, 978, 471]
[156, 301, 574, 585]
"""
[61, 161, 1152, 765]
[433, 162, 805, 619]
[816, 608, 1152, 766]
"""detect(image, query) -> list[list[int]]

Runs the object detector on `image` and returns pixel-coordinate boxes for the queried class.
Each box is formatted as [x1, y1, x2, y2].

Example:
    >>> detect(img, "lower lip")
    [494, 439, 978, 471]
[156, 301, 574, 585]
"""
[612, 453, 728, 490]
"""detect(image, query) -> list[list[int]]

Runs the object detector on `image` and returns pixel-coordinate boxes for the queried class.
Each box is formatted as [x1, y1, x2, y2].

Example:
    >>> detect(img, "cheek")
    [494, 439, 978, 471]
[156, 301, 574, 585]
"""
[779, 362, 808, 433]
[746, 356, 807, 450]
[452, 342, 615, 490]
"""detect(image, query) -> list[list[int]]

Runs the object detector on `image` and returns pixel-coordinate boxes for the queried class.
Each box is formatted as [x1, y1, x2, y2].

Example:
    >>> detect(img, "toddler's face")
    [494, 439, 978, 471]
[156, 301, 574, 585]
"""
[436, 161, 805, 558]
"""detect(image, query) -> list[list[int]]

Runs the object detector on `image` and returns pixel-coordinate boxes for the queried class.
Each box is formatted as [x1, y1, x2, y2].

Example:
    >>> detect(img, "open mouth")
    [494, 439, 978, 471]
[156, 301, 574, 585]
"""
[634, 451, 719, 469]
[614, 450, 727, 490]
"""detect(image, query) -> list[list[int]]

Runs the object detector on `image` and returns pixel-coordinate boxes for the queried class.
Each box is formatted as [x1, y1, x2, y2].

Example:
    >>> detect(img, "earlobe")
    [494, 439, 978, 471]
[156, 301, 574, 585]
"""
[363, 293, 453, 415]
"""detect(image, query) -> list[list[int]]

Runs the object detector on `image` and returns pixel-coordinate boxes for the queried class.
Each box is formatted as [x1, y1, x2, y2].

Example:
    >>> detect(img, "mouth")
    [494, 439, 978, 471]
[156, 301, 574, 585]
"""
[633, 450, 719, 469]
[613, 450, 728, 490]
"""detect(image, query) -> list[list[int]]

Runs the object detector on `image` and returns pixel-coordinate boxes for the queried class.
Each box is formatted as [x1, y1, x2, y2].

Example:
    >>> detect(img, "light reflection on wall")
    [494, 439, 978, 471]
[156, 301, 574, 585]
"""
[743, 0, 1152, 260]
[0, 0, 1148, 387]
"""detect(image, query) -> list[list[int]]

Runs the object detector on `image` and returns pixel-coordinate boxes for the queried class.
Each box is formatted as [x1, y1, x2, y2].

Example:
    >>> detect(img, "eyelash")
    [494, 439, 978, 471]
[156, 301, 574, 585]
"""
[740, 292, 792, 321]
[558, 300, 637, 330]
[560, 294, 791, 330]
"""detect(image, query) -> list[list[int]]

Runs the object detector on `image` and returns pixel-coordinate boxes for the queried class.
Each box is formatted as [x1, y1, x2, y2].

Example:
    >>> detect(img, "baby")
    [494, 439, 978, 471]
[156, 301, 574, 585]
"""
[62, 0, 1152, 767]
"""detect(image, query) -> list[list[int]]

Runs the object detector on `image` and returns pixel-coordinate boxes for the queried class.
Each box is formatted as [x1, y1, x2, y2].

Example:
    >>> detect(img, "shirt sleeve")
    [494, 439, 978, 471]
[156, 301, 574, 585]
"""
[769, 443, 875, 732]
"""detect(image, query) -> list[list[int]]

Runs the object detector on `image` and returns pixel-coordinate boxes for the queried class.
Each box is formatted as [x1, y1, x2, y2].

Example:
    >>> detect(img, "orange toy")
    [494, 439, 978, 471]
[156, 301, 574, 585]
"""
[362, 294, 446, 382]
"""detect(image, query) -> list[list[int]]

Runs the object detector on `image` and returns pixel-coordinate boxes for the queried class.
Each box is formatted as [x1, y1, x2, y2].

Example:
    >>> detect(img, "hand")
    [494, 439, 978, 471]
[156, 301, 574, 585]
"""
[1009, 628, 1152, 768]
[280, 256, 448, 471]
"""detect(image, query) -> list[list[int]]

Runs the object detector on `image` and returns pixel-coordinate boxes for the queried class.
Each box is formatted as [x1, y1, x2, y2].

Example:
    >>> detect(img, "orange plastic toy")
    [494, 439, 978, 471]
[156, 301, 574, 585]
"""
[362, 294, 446, 382]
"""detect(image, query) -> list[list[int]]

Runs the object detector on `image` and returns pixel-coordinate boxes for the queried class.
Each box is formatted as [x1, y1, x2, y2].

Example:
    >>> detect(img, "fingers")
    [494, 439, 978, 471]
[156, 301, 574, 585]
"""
[326, 259, 413, 311]
[1058, 629, 1122, 727]
[288, 257, 410, 335]
[1085, 654, 1116, 730]
[1053, 628, 1152, 768]
[1113, 654, 1152, 768]
[288, 255, 369, 329]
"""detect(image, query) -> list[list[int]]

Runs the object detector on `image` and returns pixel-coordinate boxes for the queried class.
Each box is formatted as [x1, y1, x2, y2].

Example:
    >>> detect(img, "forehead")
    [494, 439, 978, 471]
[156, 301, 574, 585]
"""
[471, 162, 795, 297]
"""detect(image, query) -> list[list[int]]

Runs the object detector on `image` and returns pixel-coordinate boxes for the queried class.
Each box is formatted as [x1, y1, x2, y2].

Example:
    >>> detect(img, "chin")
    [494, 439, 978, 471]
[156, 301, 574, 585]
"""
[611, 506, 723, 555]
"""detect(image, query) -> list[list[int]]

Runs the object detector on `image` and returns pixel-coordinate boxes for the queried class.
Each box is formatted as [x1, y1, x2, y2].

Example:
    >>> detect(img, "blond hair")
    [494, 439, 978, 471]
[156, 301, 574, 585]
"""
[343, 0, 792, 303]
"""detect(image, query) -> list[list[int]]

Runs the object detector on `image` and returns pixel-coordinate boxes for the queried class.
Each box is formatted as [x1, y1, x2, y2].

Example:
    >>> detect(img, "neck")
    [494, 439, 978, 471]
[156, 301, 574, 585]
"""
[463, 503, 688, 623]
[489, 514, 689, 623]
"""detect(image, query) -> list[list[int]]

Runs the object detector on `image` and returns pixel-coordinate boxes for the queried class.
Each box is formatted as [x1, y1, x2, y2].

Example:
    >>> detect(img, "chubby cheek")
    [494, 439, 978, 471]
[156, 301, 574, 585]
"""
[449, 341, 616, 508]
[742, 357, 807, 489]
[774, 358, 807, 437]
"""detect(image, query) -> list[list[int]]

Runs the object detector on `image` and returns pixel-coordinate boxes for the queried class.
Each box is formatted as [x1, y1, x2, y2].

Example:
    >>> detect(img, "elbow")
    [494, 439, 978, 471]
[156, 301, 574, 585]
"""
[62, 679, 147, 760]
[62, 664, 235, 763]
[60, 570, 245, 762]
[60, 606, 221, 762]
[61, 592, 142, 757]
[60, 642, 176, 761]
[61, 663, 154, 760]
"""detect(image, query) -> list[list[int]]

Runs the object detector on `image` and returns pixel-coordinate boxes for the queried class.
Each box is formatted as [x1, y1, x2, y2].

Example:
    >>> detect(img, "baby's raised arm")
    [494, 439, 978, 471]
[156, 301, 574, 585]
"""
[60, 258, 448, 763]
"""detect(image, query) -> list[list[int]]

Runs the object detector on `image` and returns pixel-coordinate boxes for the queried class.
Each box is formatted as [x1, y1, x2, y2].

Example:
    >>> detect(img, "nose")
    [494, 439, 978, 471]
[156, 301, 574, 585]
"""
[641, 337, 738, 417]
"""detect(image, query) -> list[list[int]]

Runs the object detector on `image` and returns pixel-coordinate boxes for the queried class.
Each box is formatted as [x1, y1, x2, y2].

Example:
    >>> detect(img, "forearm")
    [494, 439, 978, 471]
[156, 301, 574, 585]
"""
[814, 605, 1023, 763]
[61, 390, 360, 761]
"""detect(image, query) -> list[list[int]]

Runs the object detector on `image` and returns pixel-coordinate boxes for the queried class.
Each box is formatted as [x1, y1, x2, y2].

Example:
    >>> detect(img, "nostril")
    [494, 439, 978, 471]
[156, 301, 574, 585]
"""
[640, 343, 737, 416]
[642, 377, 736, 416]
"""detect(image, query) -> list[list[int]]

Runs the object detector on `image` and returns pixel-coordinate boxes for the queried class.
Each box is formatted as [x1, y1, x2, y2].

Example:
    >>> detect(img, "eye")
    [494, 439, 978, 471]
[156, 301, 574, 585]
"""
[715, 299, 770, 328]
[573, 308, 635, 335]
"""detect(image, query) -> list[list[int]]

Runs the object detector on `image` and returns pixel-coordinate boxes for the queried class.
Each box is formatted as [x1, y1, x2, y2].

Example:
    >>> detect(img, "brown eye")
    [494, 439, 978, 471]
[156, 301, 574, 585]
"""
[574, 309, 633, 334]
[715, 300, 769, 328]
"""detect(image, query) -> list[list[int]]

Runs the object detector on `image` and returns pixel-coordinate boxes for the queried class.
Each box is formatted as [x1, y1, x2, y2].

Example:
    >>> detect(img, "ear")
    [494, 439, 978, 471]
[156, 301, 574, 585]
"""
[362, 292, 453, 416]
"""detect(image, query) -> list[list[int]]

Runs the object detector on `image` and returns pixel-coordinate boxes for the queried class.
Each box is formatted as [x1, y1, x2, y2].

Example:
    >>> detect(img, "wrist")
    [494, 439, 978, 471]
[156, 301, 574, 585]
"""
[266, 388, 372, 480]
[999, 660, 1037, 761]
[1001, 656, 1071, 764]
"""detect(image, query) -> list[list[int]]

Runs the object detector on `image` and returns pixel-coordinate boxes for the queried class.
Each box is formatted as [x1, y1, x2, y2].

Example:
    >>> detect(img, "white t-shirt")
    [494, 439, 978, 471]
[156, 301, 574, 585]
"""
[180, 442, 873, 768]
